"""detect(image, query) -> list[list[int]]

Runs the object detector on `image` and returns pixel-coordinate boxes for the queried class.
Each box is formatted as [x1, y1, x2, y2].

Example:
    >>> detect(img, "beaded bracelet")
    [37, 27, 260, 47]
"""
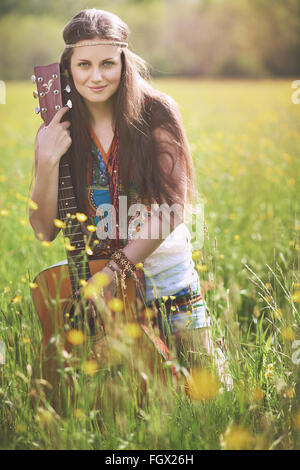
[110, 249, 137, 279]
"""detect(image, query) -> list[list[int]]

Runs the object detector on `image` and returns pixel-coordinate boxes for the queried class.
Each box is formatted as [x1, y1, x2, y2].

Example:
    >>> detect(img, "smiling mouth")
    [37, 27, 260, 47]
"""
[89, 86, 107, 91]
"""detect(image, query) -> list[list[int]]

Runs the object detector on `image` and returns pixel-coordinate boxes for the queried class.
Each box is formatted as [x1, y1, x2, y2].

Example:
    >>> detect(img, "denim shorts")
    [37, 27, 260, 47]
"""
[145, 278, 211, 337]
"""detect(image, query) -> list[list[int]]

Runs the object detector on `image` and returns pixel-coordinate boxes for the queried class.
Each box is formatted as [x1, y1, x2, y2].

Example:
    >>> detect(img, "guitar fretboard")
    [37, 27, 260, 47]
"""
[58, 159, 92, 295]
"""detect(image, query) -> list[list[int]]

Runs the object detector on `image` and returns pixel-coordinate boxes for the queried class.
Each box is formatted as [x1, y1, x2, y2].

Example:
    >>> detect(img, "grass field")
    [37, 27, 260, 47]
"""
[0, 78, 299, 450]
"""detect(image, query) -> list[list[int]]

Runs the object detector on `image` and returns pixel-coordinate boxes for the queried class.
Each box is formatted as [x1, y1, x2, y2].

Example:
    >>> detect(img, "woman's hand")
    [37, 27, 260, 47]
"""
[35, 106, 72, 170]
[76, 266, 118, 310]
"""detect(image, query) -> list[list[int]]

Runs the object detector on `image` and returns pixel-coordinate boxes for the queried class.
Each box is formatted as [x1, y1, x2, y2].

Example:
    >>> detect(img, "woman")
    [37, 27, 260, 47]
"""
[29, 8, 213, 371]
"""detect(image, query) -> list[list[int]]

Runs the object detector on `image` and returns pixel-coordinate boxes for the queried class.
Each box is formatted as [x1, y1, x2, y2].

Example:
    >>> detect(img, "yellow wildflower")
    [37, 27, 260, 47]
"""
[192, 250, 202, 260]
[288, 178, 296, 186]
[285, 387, 295, 399]
[15, 424, 26, 434]
[221, 425, 253, 450]
[234, 234, 240, 241]
[108, 298, 124, 312]
[41, 241, 51, 247]
[283, 153, 292, 162]
[82, 360, 98, 376]
[19, 217, 27, 226]
[93, 272, 110, 288]
[265, 363, 274, 379]
[124, 322, 142, 339]
[186, 368, 219, 401]
[197, 264, 208, 272]
[53, 218, 65, 228]
[28, 199, 38, 210]
[291, 291, 300, 303]
[4, 286, 10, 293]
[294, 408, 300, 431]
[87, 225, 97, 232]
[76, 212, 87, 222]
[12, 295, 22, 304]
[29, 282, 38, 289]
[82, 283, 98, 299]
[282, 326, 296, 342]
[0, 209, 10, 217]
[37, 408, 53, 428]
[271, 308, 283, 320]
[85, 245, 93, 256]
[64, 238, 75, 251]
[135, 262, 144, 269]
[66, 329, 85, 346]
[73, 408, 85, 419]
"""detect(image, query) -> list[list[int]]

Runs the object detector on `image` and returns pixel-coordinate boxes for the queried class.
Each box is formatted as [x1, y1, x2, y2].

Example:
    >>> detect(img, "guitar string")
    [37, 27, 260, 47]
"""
[58, 166, 92, 294]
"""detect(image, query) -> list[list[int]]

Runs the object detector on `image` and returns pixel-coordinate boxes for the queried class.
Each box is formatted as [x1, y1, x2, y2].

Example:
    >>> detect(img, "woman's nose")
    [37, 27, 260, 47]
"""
[90, 67, 103, 82]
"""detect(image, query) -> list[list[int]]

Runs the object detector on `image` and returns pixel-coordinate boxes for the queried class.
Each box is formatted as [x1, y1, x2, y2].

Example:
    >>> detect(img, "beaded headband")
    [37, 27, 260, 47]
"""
[65, 41, 128, 49]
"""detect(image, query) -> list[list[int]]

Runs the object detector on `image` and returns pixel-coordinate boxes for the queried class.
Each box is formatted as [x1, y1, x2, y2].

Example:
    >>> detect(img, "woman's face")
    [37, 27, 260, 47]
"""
[70, 38, 123, 106]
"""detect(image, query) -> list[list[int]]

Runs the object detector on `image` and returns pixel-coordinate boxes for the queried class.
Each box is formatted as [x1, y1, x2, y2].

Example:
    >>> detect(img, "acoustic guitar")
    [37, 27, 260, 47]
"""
[30, 63, 172, 408]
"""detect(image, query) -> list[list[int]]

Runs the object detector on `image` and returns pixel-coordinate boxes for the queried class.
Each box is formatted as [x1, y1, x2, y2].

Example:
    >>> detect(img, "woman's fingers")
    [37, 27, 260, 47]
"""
[48, 106, 70, 127]
[61, 120, 71, 129]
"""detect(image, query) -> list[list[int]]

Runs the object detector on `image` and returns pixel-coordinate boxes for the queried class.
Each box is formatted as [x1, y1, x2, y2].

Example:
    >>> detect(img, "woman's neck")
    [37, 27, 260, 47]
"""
[86, 99, 114, 126]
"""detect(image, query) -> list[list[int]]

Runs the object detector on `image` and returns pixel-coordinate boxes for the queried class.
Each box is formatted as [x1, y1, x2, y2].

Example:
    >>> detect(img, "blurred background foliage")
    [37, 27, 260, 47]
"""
[0, 0, 299, 80]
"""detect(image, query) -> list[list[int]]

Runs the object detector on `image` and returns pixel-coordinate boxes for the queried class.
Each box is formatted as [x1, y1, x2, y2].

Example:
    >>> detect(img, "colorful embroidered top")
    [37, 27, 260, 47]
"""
[84, 127, 148, 259]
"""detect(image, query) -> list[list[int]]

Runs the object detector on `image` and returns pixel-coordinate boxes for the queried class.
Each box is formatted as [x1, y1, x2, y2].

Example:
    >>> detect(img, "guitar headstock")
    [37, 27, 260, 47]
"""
[32, 63, 72, 126]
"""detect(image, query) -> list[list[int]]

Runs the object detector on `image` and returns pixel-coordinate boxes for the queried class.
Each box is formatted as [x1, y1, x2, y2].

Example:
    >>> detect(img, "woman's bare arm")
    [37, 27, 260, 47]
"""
[29, 107, 71, 241]
[29, 137, 60, 241]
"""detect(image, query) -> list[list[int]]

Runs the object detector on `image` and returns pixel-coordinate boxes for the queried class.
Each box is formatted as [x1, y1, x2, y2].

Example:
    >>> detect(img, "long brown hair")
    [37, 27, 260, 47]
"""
[60, 8, 198, 213]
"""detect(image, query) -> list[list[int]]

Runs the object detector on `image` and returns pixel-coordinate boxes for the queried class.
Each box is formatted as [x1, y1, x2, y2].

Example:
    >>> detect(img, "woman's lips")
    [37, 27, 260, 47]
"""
[89, 85, 107, 92]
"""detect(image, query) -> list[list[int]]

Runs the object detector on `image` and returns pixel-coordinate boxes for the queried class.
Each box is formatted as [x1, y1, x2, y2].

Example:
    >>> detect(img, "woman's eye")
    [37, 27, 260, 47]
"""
[78, 61, 114, 68]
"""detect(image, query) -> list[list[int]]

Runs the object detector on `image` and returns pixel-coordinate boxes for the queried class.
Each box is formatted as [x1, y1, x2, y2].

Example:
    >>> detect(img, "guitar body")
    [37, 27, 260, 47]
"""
[31, 259, 172, 411]
[32, 259, 135, 348]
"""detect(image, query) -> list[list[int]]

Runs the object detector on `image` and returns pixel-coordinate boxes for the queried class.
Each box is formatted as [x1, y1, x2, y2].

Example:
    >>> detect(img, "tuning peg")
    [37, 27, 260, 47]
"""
[35, 106, 40, 114]
[33, 90, 38, 99]
[66, 99, 72, 109]
[31, 75, 36, 83]
[65, 84, 71, 93]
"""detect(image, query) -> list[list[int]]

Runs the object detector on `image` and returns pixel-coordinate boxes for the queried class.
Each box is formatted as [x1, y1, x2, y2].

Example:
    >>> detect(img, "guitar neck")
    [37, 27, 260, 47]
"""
[58, 157, 92, 295]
